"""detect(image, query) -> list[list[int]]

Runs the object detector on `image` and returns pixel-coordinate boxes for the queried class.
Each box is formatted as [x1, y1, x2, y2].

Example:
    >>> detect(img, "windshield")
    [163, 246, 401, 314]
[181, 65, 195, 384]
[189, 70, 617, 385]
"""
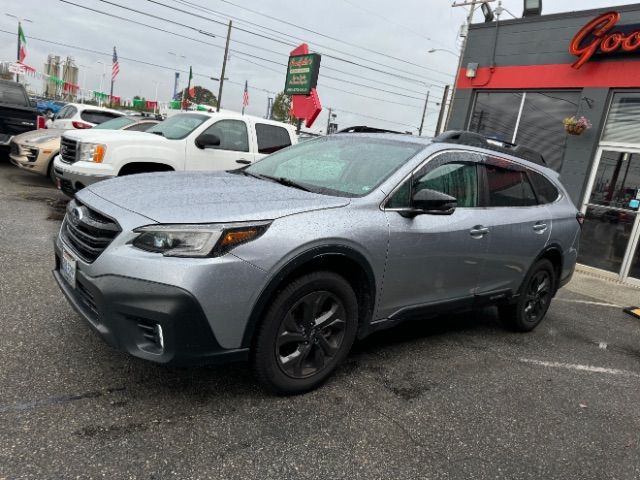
[92, 117, 136, 130]
[245, 136, 424, 197]
[146, 113, 209, 140]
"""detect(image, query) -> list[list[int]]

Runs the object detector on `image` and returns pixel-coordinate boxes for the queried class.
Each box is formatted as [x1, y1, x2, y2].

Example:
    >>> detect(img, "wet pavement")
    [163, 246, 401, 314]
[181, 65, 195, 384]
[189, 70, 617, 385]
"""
[1, 161, 639, 479]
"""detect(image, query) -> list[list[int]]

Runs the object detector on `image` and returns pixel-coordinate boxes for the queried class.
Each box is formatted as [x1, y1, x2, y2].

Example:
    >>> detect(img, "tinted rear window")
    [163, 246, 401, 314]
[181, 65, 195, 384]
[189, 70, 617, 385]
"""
[0, 83, 28, 106]
[124, 121, 158, 131]
[528, 170, 560, 204]
[93, 117, 135, 130]
[80, 110, 122, 125]
[485, 165, 537, 207]
[256, 123, 292, 154]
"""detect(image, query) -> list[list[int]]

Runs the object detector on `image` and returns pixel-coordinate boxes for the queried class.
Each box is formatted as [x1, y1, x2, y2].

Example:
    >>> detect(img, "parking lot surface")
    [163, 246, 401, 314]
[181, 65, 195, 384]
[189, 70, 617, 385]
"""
[1, 161, 640, 480]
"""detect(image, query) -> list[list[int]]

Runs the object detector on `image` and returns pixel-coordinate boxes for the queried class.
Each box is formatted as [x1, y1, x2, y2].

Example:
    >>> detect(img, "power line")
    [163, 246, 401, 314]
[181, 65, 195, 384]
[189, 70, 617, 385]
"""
[59, 0, 439, 101]
[191, 0, 451, 76]
[0, 28, 435, 124]
[141, 0, 452, 85]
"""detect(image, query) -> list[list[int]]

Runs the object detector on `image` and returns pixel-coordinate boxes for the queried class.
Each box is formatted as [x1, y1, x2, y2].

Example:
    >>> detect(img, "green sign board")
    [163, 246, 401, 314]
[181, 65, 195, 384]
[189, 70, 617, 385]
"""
[284, 53, 321, 95]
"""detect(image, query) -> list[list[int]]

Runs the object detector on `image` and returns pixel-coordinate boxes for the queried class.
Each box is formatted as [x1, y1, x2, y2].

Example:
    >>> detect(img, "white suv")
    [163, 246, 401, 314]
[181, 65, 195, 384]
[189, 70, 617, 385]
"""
[53, 111, 298, 196]
[49, 103, 124, 130]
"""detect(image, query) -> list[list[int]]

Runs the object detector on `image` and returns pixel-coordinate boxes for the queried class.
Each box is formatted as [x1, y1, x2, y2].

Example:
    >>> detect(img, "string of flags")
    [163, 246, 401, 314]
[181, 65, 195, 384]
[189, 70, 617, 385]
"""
[4, 60, 206, 111]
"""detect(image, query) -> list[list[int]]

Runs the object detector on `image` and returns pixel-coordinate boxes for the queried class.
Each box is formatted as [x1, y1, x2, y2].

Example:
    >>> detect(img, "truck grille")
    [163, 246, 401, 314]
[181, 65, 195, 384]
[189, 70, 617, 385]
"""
[61, 199, 121, 263]
[60, 136, 78, 163]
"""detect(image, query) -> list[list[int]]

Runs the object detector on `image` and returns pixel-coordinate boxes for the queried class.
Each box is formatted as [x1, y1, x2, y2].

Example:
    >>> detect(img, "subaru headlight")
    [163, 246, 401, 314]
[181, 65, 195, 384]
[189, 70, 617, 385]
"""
[131, 222, 270, 257]
[77, 142, 107, 163]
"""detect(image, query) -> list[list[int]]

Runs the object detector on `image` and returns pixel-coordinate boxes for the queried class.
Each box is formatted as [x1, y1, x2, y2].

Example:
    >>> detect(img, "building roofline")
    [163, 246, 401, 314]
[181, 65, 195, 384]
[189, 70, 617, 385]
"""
[469, 3, 640, 30]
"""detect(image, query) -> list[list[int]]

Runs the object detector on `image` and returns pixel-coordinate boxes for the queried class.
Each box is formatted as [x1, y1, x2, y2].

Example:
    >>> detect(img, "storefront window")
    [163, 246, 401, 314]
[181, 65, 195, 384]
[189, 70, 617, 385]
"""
[602, 93, 640, 145]
[468, 91, 580, 172]
[468, 92, 522, 143]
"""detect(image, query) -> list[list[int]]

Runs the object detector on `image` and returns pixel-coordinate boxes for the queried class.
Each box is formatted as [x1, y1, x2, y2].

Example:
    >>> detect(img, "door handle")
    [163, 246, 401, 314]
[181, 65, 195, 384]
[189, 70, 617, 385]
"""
[236, 159, 251, 165]
[533, 222, 548, 233]
[470, 226, 489, 237]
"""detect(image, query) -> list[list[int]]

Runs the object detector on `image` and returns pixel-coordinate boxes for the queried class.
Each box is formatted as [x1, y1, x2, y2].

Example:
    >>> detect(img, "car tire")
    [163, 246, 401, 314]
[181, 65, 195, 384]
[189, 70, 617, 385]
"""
[498, 259, 556, 332]
[47, 160, 57, 185]
[251, 271, 358, 395]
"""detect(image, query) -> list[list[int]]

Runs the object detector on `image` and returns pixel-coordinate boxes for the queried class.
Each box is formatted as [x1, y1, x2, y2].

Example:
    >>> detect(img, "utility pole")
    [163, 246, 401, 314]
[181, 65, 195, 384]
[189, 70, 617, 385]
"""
[435, 85, 450, 135]
[447, 0, 492, 128]
[217, 20, 232, 112]
[326, 107, 332, 134]
[418, 90, 430, 136]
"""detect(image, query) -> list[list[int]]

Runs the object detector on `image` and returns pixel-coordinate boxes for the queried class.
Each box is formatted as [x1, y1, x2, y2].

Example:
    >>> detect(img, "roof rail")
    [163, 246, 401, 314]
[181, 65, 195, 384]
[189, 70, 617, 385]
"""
[433, 130, 546, 166]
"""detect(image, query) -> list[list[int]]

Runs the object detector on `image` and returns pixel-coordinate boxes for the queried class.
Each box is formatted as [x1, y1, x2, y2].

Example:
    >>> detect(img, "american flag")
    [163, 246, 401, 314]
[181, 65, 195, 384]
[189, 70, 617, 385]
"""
[112, 47, 120, 81]
[242, 80, 249, 108]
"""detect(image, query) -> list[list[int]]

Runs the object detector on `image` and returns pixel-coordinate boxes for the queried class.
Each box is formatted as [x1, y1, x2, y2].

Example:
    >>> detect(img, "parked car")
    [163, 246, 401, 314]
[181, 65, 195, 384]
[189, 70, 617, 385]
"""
[48, 103, 124, 130]
[0, 79, 44, 154]
[52, 111, 298, 196]
[53, 130, 581, 394]
[34, 98, 67, 116]
[10, 117, 159, 184]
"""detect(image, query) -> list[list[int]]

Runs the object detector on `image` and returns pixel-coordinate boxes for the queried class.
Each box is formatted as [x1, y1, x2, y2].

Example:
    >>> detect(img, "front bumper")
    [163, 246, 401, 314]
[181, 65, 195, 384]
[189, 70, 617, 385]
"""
[53, 158, 114, 196]
[53, 247, 249, 366]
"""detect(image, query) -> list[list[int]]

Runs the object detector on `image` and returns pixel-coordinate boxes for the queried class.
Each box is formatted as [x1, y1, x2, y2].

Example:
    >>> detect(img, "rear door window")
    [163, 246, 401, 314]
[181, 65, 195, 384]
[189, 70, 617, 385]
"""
[484, 162, 538, 207]
[256, 123, 292, 154]
[80, 110, 122, 124]
[528, 170, 559, 204]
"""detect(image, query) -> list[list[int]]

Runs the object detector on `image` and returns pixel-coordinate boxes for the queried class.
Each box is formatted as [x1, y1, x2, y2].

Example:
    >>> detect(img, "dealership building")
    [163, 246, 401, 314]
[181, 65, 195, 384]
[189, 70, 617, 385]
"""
[447, 3, 640, 285]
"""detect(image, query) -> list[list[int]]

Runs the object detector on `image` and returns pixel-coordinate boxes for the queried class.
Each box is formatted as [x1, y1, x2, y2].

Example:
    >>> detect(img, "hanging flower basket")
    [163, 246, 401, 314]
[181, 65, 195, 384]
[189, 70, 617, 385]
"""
[563, 116, 592, 136]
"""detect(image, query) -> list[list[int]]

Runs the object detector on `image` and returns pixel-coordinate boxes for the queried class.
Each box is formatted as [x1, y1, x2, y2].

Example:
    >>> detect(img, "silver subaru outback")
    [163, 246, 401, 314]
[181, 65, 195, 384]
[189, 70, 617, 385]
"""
[53, 131, 581, 394]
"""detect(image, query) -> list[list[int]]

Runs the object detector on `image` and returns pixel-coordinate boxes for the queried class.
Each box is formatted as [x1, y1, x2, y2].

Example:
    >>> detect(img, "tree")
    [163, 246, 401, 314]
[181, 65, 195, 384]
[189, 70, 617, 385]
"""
[271, 92, 294, 123]
[177, 86, 217, 107]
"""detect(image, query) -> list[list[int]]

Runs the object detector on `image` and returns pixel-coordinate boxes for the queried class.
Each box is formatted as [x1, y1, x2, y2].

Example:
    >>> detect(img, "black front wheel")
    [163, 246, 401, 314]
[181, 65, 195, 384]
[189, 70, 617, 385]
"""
[499, 259, 555, 332]
[251, 271, 358, 395]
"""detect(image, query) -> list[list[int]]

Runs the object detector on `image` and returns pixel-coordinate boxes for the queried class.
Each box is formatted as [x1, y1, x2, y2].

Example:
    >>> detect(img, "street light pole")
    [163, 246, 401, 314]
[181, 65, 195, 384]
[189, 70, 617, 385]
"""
[96, 61, 106, 106]
[217, 20, 232, 112]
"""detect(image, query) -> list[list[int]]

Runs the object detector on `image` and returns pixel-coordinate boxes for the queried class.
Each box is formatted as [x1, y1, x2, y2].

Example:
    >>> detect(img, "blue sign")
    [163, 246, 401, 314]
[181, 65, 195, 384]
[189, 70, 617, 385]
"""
[630, 199, 640, 210]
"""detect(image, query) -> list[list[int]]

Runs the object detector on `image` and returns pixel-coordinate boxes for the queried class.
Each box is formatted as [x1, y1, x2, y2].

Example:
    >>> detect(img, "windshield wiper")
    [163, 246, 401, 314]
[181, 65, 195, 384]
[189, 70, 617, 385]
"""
[150, 131, 164, 137]
[264, 176, 313, 192]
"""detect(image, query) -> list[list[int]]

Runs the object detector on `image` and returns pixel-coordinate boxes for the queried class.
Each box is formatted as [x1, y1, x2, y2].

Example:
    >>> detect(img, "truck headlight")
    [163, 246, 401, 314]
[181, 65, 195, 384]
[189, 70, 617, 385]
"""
[131, 222, 270, 257]
[78, 142, 107, 163]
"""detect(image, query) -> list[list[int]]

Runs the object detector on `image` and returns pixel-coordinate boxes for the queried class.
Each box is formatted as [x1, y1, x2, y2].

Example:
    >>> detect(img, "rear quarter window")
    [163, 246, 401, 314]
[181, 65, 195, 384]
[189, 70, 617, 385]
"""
[0, 83, 28, 106]
[80, 110, 122, 125]
[528, 170, 560, 204]
[256, 123, 292, 154]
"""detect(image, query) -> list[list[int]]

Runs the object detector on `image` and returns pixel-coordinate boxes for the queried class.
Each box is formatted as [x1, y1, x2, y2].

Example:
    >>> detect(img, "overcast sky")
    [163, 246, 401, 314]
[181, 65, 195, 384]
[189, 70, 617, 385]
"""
[1, 0, 636, 134]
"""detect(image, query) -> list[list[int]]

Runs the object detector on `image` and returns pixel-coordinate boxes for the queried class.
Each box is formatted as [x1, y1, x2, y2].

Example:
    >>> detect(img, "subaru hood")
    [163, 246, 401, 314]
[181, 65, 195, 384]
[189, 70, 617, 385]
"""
[81, 171, 350, 224]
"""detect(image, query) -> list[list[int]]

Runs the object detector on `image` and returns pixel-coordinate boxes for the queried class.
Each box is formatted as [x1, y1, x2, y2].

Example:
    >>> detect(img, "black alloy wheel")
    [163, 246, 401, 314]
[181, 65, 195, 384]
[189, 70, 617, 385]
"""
[522, 270, 552, 324]
[251, 271, 358, 395]
[276, 291, 347, 379]
[499, 258, 556, 332]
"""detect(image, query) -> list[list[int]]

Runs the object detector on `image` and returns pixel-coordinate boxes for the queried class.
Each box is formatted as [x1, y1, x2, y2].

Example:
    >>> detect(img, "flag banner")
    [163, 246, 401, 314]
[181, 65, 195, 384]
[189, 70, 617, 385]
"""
[18, 24, 27, 62]
[187, 66, 195, 98]
[112, 47, 119, 81]
[242, 80, 249, 108]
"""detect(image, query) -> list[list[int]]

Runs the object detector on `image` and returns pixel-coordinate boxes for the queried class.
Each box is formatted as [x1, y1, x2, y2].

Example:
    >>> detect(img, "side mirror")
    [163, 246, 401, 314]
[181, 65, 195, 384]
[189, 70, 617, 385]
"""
[195, 133, 221, 149]
[409, 188, 457, 215]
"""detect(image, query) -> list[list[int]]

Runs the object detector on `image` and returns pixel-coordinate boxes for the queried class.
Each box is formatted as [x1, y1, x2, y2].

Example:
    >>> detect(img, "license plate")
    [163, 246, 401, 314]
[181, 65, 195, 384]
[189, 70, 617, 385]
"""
[60, 247, 77, 288]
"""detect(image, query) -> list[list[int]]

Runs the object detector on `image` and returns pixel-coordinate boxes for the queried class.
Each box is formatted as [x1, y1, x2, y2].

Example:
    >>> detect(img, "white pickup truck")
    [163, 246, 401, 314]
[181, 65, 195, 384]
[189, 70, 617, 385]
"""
[53, 110, 298, 196]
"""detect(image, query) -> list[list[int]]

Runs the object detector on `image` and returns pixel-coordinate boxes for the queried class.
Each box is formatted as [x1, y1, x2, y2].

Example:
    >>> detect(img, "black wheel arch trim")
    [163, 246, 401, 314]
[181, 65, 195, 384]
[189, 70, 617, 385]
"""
[240, 245, 377, 348]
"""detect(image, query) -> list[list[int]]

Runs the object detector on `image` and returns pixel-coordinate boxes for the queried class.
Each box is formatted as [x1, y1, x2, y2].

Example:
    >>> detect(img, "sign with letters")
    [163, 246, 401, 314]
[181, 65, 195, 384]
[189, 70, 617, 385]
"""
[570, 11, 640, 69]
[284, 53, 321, 95]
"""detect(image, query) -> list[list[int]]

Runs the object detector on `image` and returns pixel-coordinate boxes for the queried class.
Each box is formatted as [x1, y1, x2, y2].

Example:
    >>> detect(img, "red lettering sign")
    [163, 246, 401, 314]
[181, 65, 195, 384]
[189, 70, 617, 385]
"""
[570, 11, 640, 69]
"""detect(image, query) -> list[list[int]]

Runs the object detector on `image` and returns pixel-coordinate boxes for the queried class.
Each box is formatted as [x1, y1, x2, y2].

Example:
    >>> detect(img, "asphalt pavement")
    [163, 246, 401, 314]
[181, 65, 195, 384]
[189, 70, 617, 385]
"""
[1, 160, 639, 480]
